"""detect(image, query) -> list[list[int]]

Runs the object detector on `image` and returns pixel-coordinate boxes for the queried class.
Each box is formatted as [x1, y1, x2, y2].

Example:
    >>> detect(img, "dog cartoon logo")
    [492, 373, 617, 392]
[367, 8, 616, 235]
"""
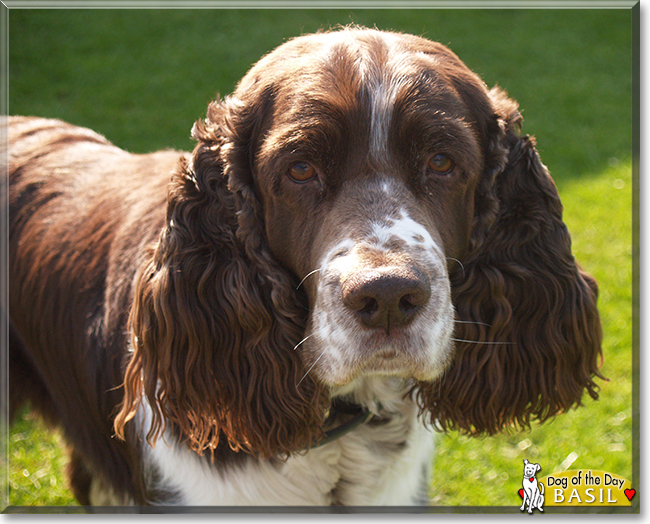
[520, 459, 545, 513]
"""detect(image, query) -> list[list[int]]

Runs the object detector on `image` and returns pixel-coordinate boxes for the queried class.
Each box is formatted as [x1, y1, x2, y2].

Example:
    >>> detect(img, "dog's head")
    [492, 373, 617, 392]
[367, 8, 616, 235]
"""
[115, 28, 602, 458]
[523, 460, 542, 479]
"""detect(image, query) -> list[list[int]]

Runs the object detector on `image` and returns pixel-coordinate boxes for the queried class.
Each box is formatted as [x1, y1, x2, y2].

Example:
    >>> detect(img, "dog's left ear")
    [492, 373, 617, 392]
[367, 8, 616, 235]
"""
[418, 87, 604, 435]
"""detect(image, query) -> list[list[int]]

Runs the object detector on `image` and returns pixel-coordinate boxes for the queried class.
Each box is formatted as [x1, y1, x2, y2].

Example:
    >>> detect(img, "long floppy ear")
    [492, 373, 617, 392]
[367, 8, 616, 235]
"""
[418, 87, 604, 435]
[114, 97, 328, 458]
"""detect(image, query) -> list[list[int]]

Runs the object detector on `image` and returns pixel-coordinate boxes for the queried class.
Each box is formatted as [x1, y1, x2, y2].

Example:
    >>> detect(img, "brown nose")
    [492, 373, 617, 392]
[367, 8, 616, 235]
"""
[341, 267, 431, 332]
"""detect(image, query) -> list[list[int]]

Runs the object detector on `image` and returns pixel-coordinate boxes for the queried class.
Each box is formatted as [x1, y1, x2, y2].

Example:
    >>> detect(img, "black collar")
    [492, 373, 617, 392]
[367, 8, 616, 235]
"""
[312, 399, 376, 449]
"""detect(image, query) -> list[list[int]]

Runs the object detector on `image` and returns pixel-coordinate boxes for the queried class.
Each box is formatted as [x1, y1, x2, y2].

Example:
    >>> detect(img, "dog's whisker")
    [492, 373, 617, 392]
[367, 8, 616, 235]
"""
[293, 333, 315, 351]
[296, 351, 326, 387]
[296, 268, 322, 290]
[451, 337, 514, 346]
[454, 320, 492, 327]
[447, 257, 465, 279]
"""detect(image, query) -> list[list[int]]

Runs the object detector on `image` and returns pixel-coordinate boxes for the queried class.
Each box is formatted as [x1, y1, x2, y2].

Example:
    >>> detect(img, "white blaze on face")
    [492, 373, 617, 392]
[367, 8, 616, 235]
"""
[360, 35, 414, 161]
[327, 32, 425, 167]
[368, 75, 401, 158]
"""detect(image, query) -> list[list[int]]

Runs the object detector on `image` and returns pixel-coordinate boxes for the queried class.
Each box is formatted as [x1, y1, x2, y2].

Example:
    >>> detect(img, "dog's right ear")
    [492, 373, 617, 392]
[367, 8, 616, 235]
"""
[114, 95, 329, 458]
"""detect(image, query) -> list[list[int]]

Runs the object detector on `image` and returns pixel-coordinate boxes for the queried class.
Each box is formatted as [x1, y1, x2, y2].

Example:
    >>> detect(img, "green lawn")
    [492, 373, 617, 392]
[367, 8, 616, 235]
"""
[6, 7, 635, 510]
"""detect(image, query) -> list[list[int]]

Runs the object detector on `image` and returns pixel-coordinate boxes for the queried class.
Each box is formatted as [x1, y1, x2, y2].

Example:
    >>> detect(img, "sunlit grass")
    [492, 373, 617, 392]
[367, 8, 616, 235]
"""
[8, 411, 78, 506]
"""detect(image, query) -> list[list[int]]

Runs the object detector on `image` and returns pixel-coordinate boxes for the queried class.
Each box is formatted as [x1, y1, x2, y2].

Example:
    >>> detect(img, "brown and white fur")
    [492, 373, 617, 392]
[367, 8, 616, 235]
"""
[8, 27, 603, 506]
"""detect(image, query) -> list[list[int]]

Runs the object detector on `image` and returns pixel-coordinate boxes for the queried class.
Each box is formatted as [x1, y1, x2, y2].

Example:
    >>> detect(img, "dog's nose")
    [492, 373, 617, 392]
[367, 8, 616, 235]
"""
[341, 267, 431, 332]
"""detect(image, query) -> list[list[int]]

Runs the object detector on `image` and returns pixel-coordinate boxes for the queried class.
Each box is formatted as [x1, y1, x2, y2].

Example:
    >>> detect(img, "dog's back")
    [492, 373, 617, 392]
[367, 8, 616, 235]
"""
[8, 116, 181, 503]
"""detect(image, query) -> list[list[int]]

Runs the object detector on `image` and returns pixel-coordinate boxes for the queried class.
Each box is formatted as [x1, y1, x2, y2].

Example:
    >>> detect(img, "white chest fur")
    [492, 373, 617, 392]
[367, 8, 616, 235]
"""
[141, 377, 435, 506]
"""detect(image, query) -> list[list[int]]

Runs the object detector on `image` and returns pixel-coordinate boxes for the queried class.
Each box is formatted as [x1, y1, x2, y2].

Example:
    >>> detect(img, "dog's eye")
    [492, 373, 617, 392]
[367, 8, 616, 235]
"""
[427, 153, 455, 175]
[288, 162, 317, 183]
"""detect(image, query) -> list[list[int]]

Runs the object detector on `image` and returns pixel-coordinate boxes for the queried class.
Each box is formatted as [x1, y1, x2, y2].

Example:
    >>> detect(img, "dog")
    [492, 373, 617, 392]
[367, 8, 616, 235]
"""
[8, 27, 603, 506]
[520, 460, 545, 513]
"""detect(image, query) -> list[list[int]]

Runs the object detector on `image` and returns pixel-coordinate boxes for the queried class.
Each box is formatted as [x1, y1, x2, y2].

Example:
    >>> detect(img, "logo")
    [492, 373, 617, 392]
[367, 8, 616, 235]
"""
[517, 460, 635, 510]
[519, 459, 545, 513]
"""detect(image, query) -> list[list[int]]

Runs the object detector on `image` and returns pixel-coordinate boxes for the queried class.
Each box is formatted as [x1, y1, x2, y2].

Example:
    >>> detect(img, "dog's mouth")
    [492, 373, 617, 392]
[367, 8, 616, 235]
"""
[356, 347, 414, 376]
[299, 305, 455, 387]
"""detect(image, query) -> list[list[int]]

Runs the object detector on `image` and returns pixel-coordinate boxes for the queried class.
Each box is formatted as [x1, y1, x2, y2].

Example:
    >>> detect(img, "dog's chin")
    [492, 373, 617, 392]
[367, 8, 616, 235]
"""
[311, 343, 453, 388]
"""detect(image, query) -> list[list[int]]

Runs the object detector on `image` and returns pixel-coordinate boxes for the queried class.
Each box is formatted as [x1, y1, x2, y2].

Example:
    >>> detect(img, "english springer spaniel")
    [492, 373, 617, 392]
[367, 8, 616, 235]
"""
[8, 27, 603, 507]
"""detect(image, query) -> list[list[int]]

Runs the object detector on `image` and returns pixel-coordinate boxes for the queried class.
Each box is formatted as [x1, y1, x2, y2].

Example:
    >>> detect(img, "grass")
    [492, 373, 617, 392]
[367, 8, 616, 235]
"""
[8, 412, 73, 506]
[6, 7, 634, 510]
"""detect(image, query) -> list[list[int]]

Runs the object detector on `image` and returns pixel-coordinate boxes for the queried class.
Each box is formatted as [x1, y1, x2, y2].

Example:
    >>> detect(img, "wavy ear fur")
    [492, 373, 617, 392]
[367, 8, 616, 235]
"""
[115, 97, 328, 458]
[418, 87, 604, 435]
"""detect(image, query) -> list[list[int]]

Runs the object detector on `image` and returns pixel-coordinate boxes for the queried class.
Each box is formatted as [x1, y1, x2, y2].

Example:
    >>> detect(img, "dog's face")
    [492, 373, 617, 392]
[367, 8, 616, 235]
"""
[231, 30, 495, 386]
[523, 460, 541, 479]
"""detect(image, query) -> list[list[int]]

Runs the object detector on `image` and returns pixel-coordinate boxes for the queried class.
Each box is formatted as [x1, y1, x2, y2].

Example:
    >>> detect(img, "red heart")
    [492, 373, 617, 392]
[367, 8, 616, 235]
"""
[518, 489, 524, 498]
[624, 489, 636, 501]
[529, 478, 535, 482]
